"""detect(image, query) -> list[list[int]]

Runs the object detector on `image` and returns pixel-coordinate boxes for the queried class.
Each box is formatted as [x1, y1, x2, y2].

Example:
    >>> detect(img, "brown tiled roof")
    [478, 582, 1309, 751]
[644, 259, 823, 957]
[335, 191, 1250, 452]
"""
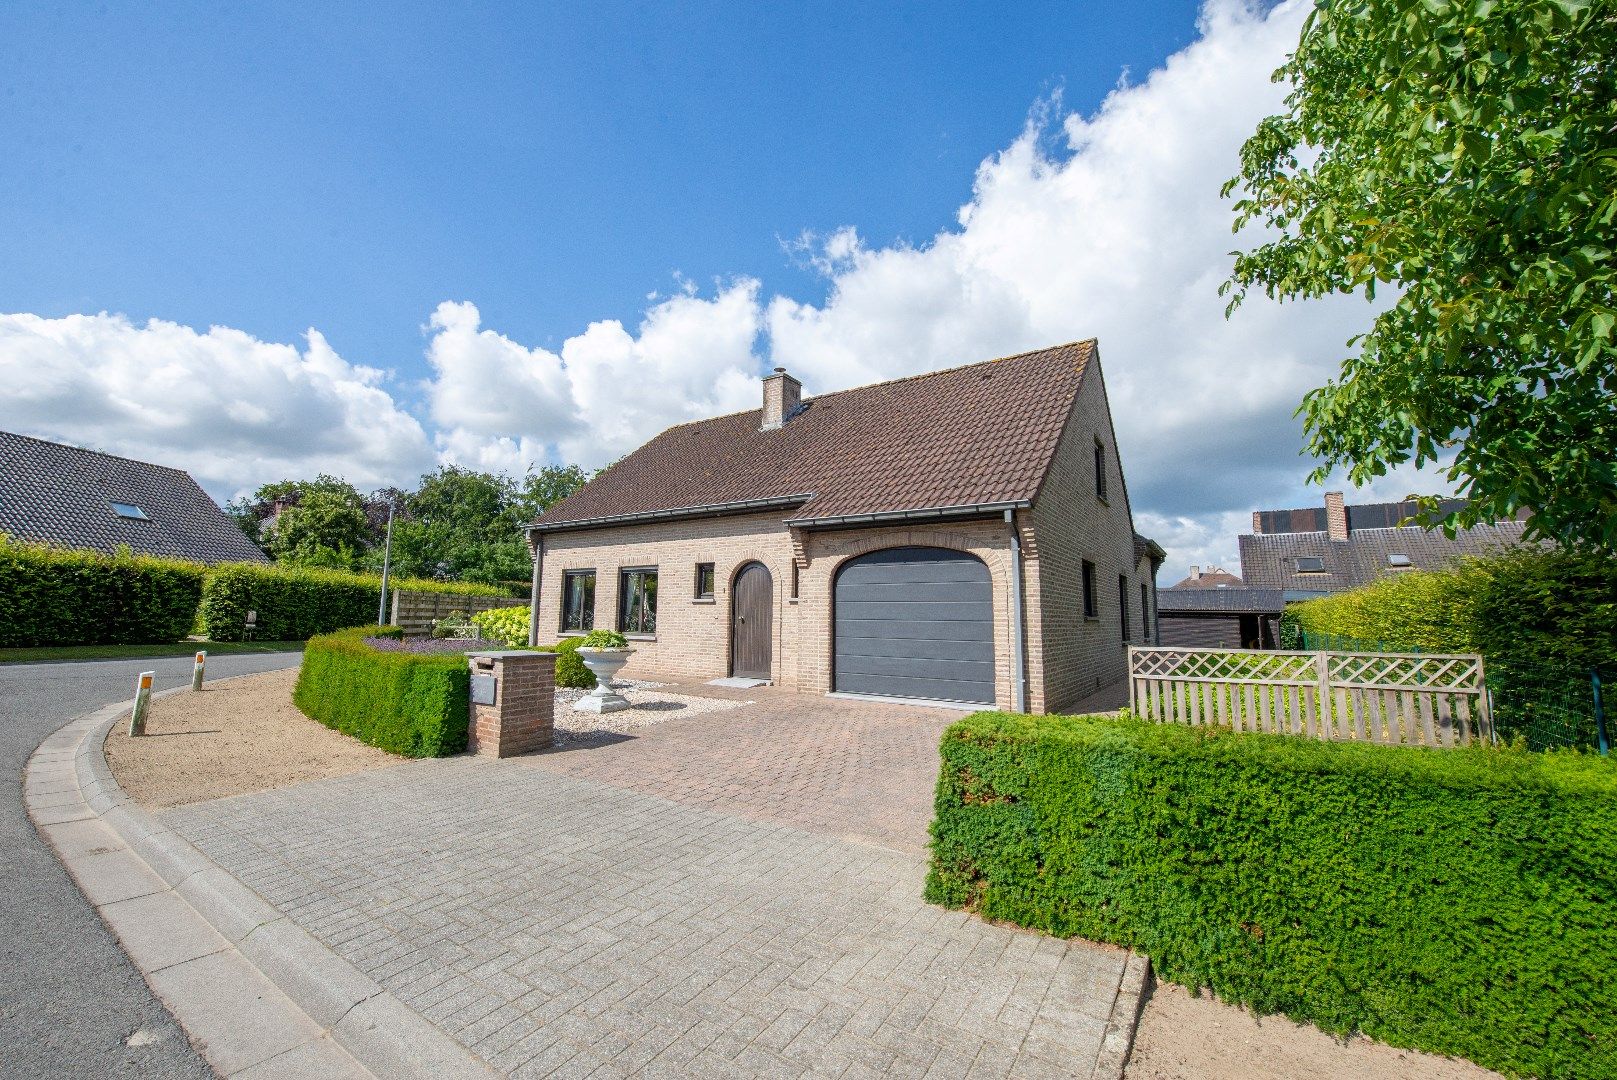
[532, 342, 1097, 530]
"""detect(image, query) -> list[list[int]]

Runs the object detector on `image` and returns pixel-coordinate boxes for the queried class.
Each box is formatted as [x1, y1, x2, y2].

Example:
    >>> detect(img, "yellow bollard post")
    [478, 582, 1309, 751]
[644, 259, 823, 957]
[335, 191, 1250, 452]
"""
[192, 650, 207, 691]
[129, 671, 155, 736]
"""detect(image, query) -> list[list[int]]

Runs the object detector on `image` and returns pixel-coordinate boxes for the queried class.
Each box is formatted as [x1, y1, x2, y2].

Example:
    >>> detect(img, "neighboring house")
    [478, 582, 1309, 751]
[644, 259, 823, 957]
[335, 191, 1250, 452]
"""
[0, 430, 269, 564]
[526, 341, 1165, 713]
[1238, 491, 1528, 596]
[1157, 587, 1283, 650]
[1167, 565, 1242, 590]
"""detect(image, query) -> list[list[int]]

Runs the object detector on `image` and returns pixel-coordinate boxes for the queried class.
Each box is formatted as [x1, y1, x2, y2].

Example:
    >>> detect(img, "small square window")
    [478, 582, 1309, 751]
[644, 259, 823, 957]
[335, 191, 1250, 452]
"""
[1387, 553, 1412, 567]
[1296, 556, 1326, 573]
[110, 501, 149, 520]
[695, 562, 715, 599]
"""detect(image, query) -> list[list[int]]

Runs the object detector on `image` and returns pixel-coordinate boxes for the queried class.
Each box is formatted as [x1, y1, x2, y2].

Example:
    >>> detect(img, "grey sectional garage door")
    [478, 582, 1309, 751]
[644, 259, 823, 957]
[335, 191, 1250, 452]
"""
[834, 546, 995, 704]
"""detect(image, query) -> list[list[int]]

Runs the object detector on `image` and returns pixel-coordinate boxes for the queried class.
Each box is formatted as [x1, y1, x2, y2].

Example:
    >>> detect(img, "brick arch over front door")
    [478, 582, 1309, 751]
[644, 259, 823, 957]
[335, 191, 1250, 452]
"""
[730, 561, 773, 680]
[833, 546, 995, 704]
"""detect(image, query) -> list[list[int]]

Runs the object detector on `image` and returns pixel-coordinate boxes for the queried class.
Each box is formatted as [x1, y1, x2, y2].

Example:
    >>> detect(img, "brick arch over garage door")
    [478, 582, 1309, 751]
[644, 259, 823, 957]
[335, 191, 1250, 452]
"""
[833, 546, 996, 704]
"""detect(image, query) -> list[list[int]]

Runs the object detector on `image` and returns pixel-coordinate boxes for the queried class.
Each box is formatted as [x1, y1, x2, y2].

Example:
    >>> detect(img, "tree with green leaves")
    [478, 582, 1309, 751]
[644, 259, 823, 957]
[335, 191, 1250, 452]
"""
[257, 477, 374, 568]
[1224, 0, 1616, 552]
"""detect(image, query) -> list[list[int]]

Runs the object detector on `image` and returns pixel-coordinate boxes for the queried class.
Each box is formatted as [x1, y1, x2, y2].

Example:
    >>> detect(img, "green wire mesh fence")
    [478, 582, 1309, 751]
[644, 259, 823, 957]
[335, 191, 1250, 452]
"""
[1297, 630, 1610, 753]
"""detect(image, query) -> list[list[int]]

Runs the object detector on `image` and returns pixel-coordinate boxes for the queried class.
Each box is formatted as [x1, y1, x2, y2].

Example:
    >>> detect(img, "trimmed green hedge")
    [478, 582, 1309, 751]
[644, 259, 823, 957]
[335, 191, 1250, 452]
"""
[200, 564, 505, 642]
[927, 712, 1617, 1079]
[0, 537, 206, 647]
[293, 626, 469, 756]
[1289, 548, 1617, 670]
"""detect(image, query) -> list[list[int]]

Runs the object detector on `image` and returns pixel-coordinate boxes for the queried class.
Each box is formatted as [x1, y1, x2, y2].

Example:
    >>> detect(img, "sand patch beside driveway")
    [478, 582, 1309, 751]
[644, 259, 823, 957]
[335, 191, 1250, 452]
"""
[104, 668, 403, 808]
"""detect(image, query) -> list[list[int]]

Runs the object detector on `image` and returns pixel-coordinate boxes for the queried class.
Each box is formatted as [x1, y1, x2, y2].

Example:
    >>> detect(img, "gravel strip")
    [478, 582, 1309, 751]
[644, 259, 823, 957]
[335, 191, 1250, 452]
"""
[553, 680, 754, 747]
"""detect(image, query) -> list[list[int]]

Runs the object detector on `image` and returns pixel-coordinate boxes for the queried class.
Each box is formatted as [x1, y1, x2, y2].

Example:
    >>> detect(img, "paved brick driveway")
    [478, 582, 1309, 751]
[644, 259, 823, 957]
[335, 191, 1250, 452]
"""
[164, 689, 1133, 1078]
[532, 683, 957, 854]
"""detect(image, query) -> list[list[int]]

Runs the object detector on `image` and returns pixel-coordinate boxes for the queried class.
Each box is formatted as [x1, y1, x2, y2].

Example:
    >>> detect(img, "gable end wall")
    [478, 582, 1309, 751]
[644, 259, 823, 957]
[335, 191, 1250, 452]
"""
[1026, 359, 1153, 713]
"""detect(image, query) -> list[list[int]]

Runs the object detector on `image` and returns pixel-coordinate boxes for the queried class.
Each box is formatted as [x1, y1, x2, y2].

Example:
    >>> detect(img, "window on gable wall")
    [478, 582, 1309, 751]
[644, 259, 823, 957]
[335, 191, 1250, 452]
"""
[1093, 440, 1108, 502]
[1082, 560, 1098, 618]
[1119, 576, 1130, 640]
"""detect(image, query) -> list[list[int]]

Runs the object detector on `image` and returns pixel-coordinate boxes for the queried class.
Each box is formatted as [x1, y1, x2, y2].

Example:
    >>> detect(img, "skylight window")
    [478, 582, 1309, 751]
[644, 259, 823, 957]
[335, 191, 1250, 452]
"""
[1388, 553, 1413, 567]
[1296, 556, 1326, 573]
[110, 502, 149, 520]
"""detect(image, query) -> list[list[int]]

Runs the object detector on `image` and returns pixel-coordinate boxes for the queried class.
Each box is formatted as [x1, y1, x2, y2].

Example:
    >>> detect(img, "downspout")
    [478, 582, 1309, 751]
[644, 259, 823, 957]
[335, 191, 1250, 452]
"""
[1006, 509, 1027, 713]
[526, 530, 543, 647]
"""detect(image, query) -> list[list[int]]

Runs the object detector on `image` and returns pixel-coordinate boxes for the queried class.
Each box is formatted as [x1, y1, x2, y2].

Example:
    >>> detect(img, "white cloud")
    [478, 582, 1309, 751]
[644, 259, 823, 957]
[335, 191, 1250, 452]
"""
[0, 311, 434, 498]
[762, 0, 1441, 579]
[0, 0, 1446, 578]
[425, 283, 763, 471]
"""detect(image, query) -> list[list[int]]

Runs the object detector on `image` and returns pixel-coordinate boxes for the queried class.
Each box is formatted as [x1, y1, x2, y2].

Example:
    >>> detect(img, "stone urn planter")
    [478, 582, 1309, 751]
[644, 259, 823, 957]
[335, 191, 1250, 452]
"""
[574, 647, 635, 714]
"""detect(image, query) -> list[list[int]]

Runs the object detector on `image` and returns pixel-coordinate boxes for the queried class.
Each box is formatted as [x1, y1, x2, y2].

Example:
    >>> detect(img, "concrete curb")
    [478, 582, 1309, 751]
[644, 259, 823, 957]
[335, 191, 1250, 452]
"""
[1092, 951, 1152, 1080]
[25, 679, 498, 1080]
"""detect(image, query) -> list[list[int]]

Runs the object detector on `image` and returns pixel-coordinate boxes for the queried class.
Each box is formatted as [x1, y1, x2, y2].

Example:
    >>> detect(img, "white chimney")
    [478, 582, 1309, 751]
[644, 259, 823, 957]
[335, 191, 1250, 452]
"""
[1189, 565, 1201, 580]
[761, 367, 802, 430]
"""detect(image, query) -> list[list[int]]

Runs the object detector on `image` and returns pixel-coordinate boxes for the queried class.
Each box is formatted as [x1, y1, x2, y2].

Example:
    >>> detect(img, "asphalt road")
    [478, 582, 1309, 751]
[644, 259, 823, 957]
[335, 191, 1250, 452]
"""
[0, 653, 302, 1079]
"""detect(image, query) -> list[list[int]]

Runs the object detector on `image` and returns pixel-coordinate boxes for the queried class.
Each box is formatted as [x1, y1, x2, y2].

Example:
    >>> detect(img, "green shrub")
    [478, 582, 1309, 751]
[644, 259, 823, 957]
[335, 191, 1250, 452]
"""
[926, 712, 1617, 1079]
[578, 629, 628, 648]
[0, 536, 206, 647]
[1288, 548, 1617, 670]
[199, 564, 504, 642]
[293, 626, 469, 756]
[471, 605, 530, 647]
[553, 636, 593, 688]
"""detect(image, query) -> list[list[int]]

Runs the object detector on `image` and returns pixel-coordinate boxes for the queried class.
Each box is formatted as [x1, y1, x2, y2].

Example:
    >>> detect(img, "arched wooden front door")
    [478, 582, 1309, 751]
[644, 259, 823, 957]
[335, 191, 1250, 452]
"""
[730, 562, 773, 680]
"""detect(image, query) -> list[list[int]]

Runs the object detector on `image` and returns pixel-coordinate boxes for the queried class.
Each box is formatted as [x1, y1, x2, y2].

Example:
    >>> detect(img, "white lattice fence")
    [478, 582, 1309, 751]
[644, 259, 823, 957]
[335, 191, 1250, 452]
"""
[1129, 646, 1492, 747]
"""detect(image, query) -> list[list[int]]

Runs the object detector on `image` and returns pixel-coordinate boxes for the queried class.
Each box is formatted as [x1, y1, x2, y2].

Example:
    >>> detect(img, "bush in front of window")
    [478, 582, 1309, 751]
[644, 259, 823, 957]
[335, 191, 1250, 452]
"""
[293, 626, 469, 757]
[578, 629, 628, 649]
[926, 710, 1617, 1080]
[553, 636, 594, 688]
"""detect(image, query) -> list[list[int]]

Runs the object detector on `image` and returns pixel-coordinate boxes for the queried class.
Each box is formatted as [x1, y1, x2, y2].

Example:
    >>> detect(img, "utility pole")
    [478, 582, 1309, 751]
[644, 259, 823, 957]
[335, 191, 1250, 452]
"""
[377, 500, 396, 626]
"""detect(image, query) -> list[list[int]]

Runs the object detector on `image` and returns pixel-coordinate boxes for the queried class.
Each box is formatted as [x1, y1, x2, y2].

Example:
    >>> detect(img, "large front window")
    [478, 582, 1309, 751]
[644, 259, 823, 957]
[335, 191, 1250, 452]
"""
[619, 567, 658, 635]
[561, 570, 595, 633]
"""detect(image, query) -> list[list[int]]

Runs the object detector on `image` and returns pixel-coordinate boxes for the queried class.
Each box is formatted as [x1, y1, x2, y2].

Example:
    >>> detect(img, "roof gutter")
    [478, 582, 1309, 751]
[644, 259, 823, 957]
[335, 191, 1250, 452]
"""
[784, 500, 1031, 530]
[523, 494, 814, 534]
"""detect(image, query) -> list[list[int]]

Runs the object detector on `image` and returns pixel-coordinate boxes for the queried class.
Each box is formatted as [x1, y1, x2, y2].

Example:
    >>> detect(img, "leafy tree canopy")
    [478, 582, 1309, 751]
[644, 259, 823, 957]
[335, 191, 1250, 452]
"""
[1224, 0, 1617, 552]
[229, 462, 590, 586]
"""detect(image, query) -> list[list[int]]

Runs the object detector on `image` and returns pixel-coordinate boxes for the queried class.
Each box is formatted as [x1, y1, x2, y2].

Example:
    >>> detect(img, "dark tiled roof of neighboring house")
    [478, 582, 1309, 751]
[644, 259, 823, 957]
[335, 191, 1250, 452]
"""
[0, 431, 269, 564]
[533, 342, 1099, 530]
[1167, 567, 1242, 589]
[1239, 520, 1528, 593]
[1158, 587, 1285, 614]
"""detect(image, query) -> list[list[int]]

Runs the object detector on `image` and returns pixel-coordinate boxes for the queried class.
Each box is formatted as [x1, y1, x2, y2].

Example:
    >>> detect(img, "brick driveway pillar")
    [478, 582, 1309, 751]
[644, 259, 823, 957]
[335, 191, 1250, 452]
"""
[467, 650, 557, 758]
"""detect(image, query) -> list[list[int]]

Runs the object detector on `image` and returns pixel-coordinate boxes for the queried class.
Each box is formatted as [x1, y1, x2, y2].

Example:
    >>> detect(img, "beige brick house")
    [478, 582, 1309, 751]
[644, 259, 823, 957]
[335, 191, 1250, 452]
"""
[524, 341, 1163, 714]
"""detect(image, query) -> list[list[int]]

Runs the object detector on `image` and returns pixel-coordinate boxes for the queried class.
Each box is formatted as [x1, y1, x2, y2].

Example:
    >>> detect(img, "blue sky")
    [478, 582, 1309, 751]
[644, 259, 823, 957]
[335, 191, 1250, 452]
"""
[1, 2, 1427, 582]
[2, 1, 1200, 381]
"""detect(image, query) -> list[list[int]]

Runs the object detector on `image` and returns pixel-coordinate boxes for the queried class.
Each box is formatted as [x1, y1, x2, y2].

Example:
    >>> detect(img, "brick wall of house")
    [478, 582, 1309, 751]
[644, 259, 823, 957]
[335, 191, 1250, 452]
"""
[534, 510, 1027, 707]
[1026, 358, 1154, 713]
[535, 510, 799, 686]
[532, 357, 1155, 714]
